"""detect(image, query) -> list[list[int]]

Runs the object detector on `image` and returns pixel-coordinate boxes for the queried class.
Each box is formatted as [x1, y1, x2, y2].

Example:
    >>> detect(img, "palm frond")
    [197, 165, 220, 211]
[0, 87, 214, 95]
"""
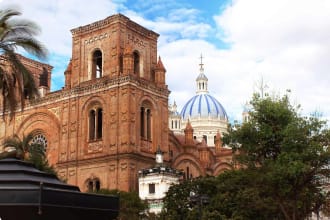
[5, 18, 41, 36]
[4, 37, 47, 59]
[0, 8, 21, 25]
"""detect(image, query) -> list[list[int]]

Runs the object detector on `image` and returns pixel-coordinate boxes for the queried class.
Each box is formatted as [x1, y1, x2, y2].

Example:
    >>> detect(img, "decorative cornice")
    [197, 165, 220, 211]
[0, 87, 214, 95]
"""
[0, 75, 169, 114]
[71, 13, 159, 40]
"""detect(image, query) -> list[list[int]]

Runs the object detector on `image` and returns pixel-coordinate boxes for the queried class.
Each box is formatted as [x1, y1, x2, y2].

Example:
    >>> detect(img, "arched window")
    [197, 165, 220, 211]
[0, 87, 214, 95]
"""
[92, 50, 102, 79]
[203, 135, 207, 144]
[140, 101, 153, 141]
[133, 51, 139, 75]
[89, 107, 103, 141]
[31, 133, 48, 152]
[86, 178, 101, 192]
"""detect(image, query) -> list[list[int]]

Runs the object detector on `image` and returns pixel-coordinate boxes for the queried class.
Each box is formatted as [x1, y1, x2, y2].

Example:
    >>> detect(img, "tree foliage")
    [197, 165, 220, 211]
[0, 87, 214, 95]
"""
[161, 177, 218, 220]
[0, 6, 47, 117]
[95, 189, 148, 220]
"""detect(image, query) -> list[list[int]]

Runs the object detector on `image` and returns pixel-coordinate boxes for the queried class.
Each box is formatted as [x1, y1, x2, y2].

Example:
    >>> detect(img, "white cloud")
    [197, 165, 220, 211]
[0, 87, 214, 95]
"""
[209, 0, 330, 120]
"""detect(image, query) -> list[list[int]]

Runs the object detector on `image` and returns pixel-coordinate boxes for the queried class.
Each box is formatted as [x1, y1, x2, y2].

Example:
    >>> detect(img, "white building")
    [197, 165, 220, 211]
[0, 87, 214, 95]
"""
[138, 147, 183, 214]
[169, 57, 228, 147]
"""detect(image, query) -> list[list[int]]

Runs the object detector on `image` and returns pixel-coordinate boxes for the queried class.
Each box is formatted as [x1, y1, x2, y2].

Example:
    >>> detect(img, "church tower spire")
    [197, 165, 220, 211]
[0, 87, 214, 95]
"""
[196, 54, 208, 94]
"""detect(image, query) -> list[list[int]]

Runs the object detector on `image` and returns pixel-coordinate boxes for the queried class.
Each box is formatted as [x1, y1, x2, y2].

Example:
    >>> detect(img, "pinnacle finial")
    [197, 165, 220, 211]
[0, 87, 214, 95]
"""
[199, 54, 204, 73]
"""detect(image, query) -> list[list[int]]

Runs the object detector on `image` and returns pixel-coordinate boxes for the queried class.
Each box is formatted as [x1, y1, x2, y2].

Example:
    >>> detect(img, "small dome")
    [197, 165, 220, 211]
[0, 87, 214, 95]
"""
[181, 93, 228, 120]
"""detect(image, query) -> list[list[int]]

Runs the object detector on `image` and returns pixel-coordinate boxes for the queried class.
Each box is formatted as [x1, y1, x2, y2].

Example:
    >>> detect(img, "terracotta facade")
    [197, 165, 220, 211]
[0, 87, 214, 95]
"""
[0, 14, 233, 192]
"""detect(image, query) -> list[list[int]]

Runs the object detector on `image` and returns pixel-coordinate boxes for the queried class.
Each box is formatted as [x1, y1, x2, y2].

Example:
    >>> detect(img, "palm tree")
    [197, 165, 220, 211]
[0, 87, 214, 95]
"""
[3, 133, 41, 160]
[2, 133, 56, 175]
[0, 6, 47, 117]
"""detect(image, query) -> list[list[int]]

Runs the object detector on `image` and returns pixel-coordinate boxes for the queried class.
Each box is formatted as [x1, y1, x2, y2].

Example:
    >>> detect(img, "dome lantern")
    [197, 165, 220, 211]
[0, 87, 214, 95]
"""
[196, 54, 208, 94]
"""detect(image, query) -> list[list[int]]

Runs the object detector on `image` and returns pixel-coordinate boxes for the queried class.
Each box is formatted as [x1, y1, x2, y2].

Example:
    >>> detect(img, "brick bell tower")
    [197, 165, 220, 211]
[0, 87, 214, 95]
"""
[60, 14, 169, 192]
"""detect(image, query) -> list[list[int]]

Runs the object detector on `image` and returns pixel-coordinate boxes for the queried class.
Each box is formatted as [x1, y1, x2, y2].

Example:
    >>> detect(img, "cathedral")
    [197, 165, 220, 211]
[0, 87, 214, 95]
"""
[0, 14, 233, 192]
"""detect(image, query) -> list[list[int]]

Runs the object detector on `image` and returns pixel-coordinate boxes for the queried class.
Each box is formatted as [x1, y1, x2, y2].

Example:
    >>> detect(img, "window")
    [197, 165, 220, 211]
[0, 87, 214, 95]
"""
[39, 67, 48, 87]
[214, 136, 217, 145]
[86, 178, 101, 192]
[151, 70, 155, 82]
[89, 108, 103, 141]
[88, 181, 93, 192]
[203, 135, 207, 144]
[31, 133, 48, 152]
[97, 109, 103, 139]
[186, 167, 190, 180]
[140, 102, 153, 141]
[89, 110, 96, 140]
[133, 51, 139, 75]
[95, 180, 100, 191]
[149, 183, 155, 194]
[140, 107, 145, 138]
[119, 55, 123, 74]
[24, 88, 29, 99]
[146, 109, 151, 140]
[92, 50, 102, 79]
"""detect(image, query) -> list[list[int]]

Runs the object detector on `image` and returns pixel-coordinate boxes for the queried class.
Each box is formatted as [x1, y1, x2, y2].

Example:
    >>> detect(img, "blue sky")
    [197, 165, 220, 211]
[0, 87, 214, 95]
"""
[1, 0, 330, 123]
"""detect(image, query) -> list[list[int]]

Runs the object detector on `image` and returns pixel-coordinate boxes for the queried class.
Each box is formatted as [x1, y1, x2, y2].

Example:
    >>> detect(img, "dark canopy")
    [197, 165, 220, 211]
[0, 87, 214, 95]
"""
[0, 158, 119, 220]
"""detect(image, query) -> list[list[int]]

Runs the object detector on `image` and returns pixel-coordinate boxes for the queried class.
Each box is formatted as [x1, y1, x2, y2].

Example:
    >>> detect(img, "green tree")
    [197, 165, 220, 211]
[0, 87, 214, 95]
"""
[208, 170, 282, 220]
[223, 93, 330, 220]
[95, 189, 148, 220]
[0, 6, 47, 117]
[1, 133, 56, 175]
[163, 174, 280, 220]
[162, 177, 217, 220]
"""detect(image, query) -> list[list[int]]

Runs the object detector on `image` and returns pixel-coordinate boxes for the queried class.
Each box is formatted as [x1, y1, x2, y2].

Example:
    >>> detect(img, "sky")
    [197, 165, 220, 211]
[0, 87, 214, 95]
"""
[1, 0, 330, 123]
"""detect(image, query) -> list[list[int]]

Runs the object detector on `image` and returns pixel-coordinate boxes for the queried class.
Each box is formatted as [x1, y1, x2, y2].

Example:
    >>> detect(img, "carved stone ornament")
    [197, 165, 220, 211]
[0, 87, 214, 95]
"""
[69, 169, 76, 176]
[109, 164, 116, 171]
[120, 163, 127, 170]
[87, 141, 103, 153]
[49, 107, 61, 119]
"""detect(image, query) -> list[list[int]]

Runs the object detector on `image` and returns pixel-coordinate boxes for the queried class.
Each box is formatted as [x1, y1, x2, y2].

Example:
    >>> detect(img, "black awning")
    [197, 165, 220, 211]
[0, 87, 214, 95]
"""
[0, 159, 119, 220]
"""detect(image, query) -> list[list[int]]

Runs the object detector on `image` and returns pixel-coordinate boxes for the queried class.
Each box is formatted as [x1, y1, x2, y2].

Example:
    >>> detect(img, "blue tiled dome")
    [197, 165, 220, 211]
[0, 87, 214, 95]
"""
[180, 93, 228, 120]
